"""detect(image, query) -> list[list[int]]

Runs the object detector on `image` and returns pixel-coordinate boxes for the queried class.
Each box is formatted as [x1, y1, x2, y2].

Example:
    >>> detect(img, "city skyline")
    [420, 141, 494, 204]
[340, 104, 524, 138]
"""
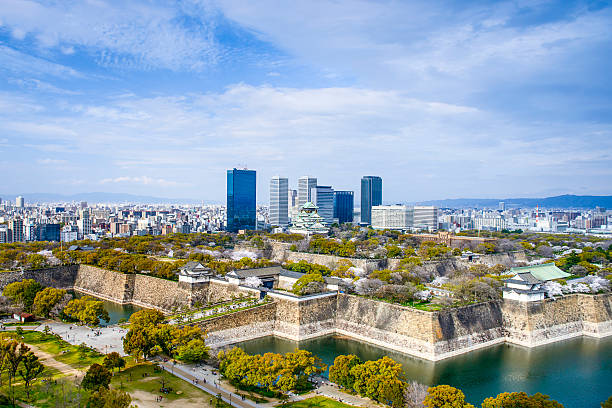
[1, 1, 611, 202]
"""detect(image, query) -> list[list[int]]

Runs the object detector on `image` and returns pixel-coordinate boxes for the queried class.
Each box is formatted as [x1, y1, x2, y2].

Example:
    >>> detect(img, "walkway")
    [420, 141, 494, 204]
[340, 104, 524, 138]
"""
[37, 321, 127, 355]
[26, 343, 83, 379]
[158, 360, 255, 408]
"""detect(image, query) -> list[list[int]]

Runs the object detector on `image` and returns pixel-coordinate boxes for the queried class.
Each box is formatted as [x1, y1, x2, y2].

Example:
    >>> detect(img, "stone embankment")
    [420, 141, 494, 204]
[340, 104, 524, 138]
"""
[1, 264, 610, 361]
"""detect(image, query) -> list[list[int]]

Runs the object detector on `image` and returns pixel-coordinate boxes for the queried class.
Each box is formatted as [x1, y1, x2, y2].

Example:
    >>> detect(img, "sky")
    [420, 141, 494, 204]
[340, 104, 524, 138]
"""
[0, 0, 611, 204]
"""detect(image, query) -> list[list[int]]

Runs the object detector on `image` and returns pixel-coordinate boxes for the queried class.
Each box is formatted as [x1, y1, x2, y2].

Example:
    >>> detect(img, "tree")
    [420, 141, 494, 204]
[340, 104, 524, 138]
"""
[602, 396, 612, 408]
[81, 363, 112, 390]
[88, 386, 133, 408]
[4, 340, 30, 405]
[404, 381, 428, 408]
[2, 279, 43, 311]
[176, 338, 210, 363]
[423, 385, 475, 408]
[19, 351, 45, 399]
[329, 354, 362, 390]
[103, 352, 126, 372]
[63, 296, 110, 326]
[350, 356, 405, 407]
[33, 287, 67, 317]
[482, 392, 564, 408]
[292, 273, 325, 295]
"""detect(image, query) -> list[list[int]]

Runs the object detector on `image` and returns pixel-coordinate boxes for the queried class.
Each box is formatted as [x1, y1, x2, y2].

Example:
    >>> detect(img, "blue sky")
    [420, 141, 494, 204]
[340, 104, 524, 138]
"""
[0, 0, 611, 203]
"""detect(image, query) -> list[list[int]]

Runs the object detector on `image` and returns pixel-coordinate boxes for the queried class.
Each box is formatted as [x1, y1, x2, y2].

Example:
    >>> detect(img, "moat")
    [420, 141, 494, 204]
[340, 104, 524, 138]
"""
[237, 334, 612, 408]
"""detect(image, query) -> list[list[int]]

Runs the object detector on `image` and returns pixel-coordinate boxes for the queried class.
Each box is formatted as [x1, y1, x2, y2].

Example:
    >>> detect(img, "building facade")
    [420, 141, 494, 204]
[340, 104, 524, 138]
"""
[334, 190, 354, 224]
[298, 176, 317, 208]
[226, 168, 257, 232]
[269, 176, 289, 227]
[371, 205, 411, 230]
[413, 206, 439, 232]
[311, 185, 334, 225]
[360, 176, 382, 225]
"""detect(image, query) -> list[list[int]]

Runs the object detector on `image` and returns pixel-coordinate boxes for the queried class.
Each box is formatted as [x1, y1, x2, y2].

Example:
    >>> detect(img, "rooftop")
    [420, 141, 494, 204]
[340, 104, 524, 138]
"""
[510, 263, 570, 281]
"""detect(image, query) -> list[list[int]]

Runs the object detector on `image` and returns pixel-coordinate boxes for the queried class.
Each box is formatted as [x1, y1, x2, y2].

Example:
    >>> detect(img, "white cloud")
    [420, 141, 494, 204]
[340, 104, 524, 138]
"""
[36, 158, 67, 165]
[0, 0, 220, 71]
[100, 176, 187, 188]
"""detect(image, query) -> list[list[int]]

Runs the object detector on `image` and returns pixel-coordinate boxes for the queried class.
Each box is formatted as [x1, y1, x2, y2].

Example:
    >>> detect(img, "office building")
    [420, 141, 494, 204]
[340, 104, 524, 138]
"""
[77, 208, 92, 237]
[16, 196, 24, 208]
[311, 185, 334, 225]
[413, 206, 439, 232]
[371, 205, 412, 230]
[226, 168, 256, 232]
[8, 219, 24, 242]
[40, 223, 61, 241]
[270, 176, 289, 227]
[298, 176, 317, 208]
[360, 176, 382, 225]
[333, 190, 354, 224]
[499, 202, 505, 211]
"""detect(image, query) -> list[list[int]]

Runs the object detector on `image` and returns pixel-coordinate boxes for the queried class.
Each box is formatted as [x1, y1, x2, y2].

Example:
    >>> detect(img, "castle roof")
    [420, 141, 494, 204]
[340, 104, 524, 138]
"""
[509, 263, 570, 281]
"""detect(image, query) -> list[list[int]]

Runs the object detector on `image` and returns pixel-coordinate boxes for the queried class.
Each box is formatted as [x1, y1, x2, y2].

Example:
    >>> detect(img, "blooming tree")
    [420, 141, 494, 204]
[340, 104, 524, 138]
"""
[243, 276, 263, 288]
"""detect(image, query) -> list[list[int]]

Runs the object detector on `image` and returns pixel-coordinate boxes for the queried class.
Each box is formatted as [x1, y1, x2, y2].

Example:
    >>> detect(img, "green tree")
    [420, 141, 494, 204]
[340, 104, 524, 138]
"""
[602, 396, 612, 408]
[292, 273, 325, 295]
[423, 385, 475, 408]
[4, 340, 30, 405]
[329, 354, 362, 390]
[2, 279, 43, 311]
[176, 338, 210, 363]
[63, 296, 110, 326]
[33, 287, 66, 317]
[103, 352, 126, 372]
[87, 386, 133, 408]
[482, 392, 564, 408]
[81, 363, 112, 390]
[350, 356, 405, 407]
[19, 351, 45, 399]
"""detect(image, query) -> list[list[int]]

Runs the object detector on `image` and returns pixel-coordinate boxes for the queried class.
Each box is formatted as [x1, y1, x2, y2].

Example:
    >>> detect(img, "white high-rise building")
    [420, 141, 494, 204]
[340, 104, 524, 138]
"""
[270, 176, 289, 227]
[311, 185, 334, 225]
[413, 206, 439, 232]
[298, 176, 317, 208]
[371, 205, 412, 230]
[16, 196, 24, 208]
[77, 208, 92, 237]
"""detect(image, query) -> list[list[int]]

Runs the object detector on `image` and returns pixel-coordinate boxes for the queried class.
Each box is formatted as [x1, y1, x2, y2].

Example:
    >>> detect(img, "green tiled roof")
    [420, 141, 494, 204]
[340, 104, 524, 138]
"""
[510, 263, 570, 281]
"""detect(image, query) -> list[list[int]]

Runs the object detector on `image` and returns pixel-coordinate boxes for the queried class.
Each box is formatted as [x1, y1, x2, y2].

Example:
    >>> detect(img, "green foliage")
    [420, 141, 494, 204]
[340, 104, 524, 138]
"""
[285, 260, 332, 276]
[309, 237, 357, 257]
[87, 386, 133, 408]
[123, 309, 209, 363]
[423, 385, 475, 408]
[418, 241, 451, 260]
[292, 273, 325, 295]
[269, 233, 305, 242]
[385, 244, 403, 258]
[33, 287, 66, 317]
[103, 352, 126, 372]
[328, 354, 362, 390]
[2, 279, 43, 311]
[63, 296, 110, 326]
[81, 363, 112, 390]
[330, 355, 405, 407]
[218, 347, 326, 395]
[602, 395, 612, 408]
[18, 351, 45, 398]
[481, 391, 564, 408]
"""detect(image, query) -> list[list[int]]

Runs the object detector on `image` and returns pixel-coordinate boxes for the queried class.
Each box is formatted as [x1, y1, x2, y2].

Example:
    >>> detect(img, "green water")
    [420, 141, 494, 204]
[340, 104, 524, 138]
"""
[236, 335, 612, 408]
[72, 291, 141, 325]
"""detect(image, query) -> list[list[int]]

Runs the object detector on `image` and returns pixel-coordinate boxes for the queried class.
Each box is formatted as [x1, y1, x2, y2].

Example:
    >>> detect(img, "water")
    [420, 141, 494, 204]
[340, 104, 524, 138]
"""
[71, 291, 141, 325]
[236, 335, 612, 408]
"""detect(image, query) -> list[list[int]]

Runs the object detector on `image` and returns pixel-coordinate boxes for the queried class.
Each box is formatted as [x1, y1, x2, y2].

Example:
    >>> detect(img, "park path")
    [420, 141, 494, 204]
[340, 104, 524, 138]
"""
[158, 360, 256, 408]
[26, 344, 83, 379]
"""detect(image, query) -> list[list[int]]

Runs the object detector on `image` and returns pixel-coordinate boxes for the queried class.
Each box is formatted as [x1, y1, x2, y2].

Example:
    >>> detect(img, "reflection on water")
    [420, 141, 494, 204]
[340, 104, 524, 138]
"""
[236, 335, 612, 408]
[72, 291, 141, 325]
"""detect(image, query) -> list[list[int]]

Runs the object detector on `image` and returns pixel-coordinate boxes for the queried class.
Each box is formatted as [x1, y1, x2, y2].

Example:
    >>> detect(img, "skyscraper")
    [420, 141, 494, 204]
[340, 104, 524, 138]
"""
[413, 206, 439, 232]
[311, 185, 334, 225]
[298, 176, 317, 208]
[361, 176, 382, 225]
[334, 190, 354, 224]
[16, 196, 24, 208]
[226, 168, 256, 232]
[270, 176, 289, 227]
[8, 219, 24, 242]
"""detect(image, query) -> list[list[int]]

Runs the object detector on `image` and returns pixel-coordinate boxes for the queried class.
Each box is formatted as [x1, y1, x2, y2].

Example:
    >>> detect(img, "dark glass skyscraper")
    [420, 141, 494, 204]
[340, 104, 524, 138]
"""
[360, 176, 382, 225]
[333, 190, 354, 224]
[226, 169, 256, 232]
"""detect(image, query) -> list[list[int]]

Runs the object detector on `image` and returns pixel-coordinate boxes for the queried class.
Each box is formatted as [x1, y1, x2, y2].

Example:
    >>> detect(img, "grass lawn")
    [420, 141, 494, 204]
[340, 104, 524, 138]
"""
[281, 396, 360, 408]
[5, 331, 104, 369]
[111, 362, 229, 407]
[4, 322, 41, 326]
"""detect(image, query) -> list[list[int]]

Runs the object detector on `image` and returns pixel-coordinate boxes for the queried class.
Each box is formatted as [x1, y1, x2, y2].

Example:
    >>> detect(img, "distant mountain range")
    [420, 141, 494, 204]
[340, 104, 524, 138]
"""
[0, 192, 216, 205]
[414, 194, 612, 209]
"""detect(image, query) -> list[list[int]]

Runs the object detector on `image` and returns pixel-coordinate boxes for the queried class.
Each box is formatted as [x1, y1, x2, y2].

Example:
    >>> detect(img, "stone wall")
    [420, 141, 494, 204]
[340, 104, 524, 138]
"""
[130, 275, 192, 312]
[73, 265, 131, 303]
[0, 265, 79, 289]
[196, 302, 277, 347]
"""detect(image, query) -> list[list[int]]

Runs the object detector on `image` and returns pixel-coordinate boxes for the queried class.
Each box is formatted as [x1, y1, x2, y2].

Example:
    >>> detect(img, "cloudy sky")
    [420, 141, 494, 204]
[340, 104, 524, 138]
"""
[1, 0, 611, 203]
